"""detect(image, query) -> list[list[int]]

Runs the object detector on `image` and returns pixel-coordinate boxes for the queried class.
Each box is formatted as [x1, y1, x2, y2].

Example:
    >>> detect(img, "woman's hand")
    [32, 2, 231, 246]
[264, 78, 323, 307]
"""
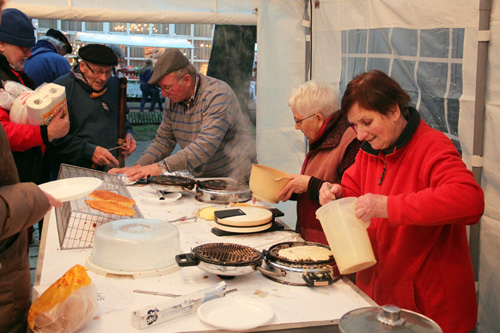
[355, 193, 388, 222]
[319, 182, 342, 205]
[276, 175, 311, 202]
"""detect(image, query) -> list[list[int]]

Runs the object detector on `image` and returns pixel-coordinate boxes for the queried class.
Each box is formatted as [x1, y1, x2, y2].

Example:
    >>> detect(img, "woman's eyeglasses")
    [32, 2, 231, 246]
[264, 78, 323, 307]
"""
[294, 113, 317, 124]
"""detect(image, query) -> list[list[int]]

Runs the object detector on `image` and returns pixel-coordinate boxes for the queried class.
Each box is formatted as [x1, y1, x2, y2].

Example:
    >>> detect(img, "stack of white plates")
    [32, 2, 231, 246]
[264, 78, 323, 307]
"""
[214, 207, 273, 233]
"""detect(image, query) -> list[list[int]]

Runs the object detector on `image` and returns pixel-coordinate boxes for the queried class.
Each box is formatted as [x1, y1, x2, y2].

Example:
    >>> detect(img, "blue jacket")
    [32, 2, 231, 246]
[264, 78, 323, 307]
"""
[24, 40, 71, 88]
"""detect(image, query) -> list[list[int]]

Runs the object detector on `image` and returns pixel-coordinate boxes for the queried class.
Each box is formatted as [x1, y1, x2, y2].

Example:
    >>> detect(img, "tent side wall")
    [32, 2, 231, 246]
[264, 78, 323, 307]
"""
[254, 0, 308, 226]
[311, 1, 500, 332]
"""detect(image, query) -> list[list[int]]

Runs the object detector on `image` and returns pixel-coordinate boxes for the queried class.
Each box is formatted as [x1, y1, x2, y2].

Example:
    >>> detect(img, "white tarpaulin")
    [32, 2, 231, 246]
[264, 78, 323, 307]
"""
[5, 0, 500, 331]
[5, 0, 258, 24]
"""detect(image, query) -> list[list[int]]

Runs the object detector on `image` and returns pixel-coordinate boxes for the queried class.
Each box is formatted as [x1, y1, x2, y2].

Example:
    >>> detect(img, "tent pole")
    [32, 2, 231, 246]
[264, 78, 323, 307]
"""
[470, 0, 491, 281]
[303, 0, 312, 153]
[304, 0, 311, 81]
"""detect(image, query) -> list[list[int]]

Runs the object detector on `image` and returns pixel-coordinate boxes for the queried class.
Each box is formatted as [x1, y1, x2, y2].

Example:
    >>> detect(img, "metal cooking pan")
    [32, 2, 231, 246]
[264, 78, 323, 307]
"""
[148, 175, 196, 193]
[175, 243, 284, 280]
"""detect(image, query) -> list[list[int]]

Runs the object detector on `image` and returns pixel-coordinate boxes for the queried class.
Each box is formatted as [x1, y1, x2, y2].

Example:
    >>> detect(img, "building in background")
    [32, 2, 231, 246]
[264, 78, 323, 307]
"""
[31, 19, 214, 75]
[30, 20, 214, 98]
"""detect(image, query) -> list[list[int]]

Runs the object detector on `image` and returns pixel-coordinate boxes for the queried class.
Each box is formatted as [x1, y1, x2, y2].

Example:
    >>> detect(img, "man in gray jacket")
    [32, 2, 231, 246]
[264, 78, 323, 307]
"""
[110, 48, 257, 182]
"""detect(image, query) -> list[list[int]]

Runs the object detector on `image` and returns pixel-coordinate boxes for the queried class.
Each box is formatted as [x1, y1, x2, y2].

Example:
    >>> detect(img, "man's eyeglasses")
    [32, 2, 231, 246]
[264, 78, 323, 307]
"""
[163, 77, 184, 93]
[19, 46, 31, 55]
[294, 113, 317, 124]
[83, 61, 112, 77]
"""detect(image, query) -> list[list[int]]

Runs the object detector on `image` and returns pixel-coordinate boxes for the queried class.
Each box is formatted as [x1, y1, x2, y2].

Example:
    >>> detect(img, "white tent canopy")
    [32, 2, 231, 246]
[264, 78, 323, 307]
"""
[6, 0, 500, 331]
[76, 32, 194, 49]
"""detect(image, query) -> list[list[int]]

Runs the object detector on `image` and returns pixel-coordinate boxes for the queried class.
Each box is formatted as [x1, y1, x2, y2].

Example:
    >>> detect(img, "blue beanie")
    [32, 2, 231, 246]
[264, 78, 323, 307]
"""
[0, 9, 36, 48]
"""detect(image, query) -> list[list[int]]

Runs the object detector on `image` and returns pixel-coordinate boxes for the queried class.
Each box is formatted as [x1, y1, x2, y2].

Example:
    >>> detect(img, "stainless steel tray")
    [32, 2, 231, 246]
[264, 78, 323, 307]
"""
[55, 164, 143, 250]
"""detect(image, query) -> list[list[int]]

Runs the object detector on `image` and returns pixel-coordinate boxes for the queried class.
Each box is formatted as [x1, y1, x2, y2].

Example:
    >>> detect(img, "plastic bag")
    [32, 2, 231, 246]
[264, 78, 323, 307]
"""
[28, 264, 97, 333]
[0, 80, 32, 111]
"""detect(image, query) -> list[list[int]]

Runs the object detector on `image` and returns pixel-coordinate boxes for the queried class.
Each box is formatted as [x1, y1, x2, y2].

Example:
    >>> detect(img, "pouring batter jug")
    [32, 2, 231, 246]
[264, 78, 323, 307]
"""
[316, 197, 376, 275]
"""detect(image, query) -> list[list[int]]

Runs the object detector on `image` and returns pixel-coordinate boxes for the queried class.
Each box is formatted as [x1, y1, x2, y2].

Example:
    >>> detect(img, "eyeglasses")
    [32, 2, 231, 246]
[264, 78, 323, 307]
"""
[294, 113, 317, 124]
[83, 61, 112, 77]
[19, 46, 31, 55]
[163, 77, 184, 94]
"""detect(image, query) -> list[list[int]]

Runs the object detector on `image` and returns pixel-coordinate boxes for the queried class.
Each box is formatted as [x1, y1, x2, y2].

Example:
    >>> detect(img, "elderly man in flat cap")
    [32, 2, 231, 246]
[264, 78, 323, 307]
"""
[49, 44, 136, 177]
[0, 5, 63, 332]
[110, 48, 257, 182]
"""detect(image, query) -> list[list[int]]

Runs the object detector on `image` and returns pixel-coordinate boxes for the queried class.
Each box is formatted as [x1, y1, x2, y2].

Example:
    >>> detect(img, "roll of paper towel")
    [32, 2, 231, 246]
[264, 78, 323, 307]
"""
[9, 91, 31, 124]
[26, 83, 67, 125]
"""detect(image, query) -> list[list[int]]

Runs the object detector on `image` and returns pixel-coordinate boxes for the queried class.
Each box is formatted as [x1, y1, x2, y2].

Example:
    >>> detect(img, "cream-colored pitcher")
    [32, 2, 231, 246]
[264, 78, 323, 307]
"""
[316, 197, 376, 274]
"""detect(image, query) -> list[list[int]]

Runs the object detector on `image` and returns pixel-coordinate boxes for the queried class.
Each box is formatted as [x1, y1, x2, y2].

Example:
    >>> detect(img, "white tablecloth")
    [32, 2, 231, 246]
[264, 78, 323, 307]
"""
[34, 184, 375, 332]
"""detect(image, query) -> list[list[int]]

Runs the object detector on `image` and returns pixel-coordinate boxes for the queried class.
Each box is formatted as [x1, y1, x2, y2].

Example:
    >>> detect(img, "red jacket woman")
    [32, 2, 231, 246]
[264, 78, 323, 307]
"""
[320, 70, 484, 332]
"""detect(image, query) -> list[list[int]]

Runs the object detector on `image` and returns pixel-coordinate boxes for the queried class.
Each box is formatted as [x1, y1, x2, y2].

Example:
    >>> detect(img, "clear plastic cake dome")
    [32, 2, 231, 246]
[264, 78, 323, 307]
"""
[87, 219, 181, 278]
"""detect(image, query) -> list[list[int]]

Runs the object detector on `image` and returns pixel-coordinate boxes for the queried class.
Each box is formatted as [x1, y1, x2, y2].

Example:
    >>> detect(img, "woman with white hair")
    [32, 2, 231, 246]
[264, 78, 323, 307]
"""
[276, 80, 360, 245]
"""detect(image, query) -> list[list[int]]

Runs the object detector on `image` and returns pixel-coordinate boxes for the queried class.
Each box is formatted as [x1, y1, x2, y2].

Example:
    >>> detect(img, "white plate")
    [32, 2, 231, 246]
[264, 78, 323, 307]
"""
[138, 191, 181, 203]
[38, 177, 102, 202]
[197, 297, 274, 331]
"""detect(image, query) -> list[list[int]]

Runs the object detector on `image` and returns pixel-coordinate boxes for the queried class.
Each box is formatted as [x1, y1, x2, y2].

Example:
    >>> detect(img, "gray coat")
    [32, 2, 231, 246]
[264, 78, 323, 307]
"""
[0, 124, 50, 332]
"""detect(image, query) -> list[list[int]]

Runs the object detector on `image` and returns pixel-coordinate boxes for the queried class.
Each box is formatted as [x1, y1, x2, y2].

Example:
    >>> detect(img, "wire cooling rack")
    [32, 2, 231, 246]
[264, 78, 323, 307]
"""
[55, 164, 143, 250]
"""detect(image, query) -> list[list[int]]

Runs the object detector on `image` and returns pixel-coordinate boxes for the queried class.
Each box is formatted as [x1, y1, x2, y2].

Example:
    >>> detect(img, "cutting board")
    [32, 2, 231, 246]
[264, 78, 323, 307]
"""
[214, 207, 273, 227]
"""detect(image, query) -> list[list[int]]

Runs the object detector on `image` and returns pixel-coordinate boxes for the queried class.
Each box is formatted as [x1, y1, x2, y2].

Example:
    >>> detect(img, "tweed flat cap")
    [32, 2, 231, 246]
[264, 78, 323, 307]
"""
[148, 48, 190, 84]
[78, 44, 117, 66]
[46, 28, 72, 54]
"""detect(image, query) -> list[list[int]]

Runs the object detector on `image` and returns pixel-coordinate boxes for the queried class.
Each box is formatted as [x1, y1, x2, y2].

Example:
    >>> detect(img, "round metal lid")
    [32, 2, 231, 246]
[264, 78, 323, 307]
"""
[339, 305, 442, 333]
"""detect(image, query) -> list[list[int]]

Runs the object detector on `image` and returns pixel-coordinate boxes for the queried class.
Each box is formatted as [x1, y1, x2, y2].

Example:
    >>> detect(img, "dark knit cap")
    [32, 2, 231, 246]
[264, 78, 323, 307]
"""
[46, 28, 72, 53]
[148, 48, 190, 84]
[0, 9, 36, 48]
[78, 44, 118, 66]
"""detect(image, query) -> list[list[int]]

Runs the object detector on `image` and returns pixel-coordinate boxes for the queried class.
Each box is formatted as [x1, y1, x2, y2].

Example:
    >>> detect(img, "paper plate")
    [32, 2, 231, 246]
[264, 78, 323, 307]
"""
[198, 297, 274, 331]
[138, 191, 182, 203]
[39, 177, 102, 202]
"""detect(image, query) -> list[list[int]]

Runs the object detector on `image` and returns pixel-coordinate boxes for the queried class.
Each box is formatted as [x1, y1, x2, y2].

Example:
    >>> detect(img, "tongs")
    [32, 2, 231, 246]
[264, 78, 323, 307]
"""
[156, 190, 170, 200]
[107, 144, 125, 152]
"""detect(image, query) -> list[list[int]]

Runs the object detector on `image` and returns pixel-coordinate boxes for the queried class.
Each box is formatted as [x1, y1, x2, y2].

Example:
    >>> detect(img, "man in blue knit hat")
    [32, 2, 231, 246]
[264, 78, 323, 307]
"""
[0, 8, 69, 183]
[0, 8, 69, 184]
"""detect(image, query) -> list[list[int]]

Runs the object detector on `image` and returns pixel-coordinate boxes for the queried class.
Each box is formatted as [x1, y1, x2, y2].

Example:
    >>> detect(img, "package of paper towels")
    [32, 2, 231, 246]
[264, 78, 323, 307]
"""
[9, 90, 32, 125]
[25, 83, 68, 125]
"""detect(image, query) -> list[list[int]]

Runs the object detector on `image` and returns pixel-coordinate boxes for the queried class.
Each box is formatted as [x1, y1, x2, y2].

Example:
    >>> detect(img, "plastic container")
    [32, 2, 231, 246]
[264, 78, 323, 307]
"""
[249, 164, 292, 203]
[315, 197, 376, 274]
